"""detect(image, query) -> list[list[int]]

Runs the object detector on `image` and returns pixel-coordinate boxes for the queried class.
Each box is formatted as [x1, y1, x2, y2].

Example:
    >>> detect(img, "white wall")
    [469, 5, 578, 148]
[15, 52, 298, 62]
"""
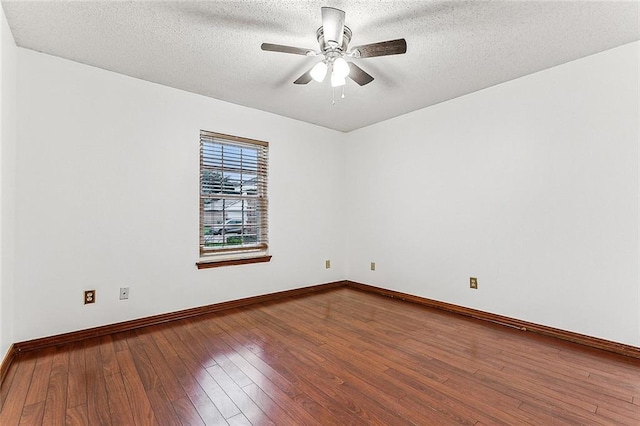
[346, 41, 640, 346]
[14, 49, 347, 342]
[0, 6, 17, 359]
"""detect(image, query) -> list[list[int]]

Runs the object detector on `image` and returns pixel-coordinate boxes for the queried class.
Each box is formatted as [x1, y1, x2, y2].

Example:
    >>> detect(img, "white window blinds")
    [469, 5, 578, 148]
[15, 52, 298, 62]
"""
[199, 131, 268, 256]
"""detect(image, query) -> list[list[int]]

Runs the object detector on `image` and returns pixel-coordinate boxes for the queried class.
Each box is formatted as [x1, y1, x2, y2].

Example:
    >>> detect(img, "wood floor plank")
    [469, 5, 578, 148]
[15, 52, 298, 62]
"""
[98, 335, 120, 377]
[558, 344, 640, 376]
[241, 383, 298, 425]
[387, 366, 532, 425]
[0, 355, 37, 425]
[104, 372, 136, 425]
[473, 367, 610, 424]
[497, 342, 592, 380]
[18, 401, 44, 425]
[596, 404, 640, 425]
[67, 341, 87, 409]
[2, 287, 640, 425]
[441, 374, 527, 417]
[110, 334, 129, 353]
[84, 339, 112, 425]
[226, 412, 251, 426]
[0, 356, 19, 411]
[498, 364, 599, 412]
[148, 326, 179, 359]
[146, 385, 182, 426]
[180, 358, 239, 419]
[206, 364, 274, 426]
[50, 345, 70, 377]
[114, 349, 155, 425]
[518, 399, 599, 424]
[134, 328, 188, 403]
[171, 396, 206, 426]
[65, 404, 88, 426]
[171, 320, 220, 370]
[214, 334, 322, 424]
[23, 347, 54, 407]
[165, 355, 228, 425]
[163, 323, 240, 419]
[158, 327, 232, 425]
[588, 370, 640, 399]
[41, 365, 68, 425]
[187, 320, 254, 389]
[594, 397, 640, 423]
[127, 342, 160, 391]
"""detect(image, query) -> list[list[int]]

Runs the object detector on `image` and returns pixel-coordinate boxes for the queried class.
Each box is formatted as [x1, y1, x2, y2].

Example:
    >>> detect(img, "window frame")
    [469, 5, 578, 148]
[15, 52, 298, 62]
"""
[197, 130, 270, 267]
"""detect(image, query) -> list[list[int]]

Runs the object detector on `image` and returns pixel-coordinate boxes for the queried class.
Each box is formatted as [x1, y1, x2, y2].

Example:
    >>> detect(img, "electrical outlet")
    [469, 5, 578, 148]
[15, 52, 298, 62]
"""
[371, 262, 376, 271]
[325, 260, 331, 269]
[84, 290, 96, 304]
[470, 277, 478, 289]
[119, 287, 129, 300]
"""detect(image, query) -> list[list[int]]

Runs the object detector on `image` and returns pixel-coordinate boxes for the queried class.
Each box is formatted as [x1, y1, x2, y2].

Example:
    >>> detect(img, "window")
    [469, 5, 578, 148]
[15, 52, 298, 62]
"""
[198, 131, 269, 266]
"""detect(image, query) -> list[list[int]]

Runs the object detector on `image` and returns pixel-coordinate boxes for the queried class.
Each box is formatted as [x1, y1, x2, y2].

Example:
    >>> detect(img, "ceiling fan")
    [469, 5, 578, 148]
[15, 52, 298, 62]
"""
[261, 7, 407, 89]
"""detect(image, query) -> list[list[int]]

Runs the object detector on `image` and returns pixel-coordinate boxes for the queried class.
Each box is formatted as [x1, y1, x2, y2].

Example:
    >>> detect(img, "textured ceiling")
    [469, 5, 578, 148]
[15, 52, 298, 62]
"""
[2, 1, 639, 132]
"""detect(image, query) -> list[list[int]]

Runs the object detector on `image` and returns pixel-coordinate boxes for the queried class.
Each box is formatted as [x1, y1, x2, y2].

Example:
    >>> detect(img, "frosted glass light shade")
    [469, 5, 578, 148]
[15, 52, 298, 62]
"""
[331, 73, 346, 87]
[310, 62, 328, 82]
[332, 57, 350, 79]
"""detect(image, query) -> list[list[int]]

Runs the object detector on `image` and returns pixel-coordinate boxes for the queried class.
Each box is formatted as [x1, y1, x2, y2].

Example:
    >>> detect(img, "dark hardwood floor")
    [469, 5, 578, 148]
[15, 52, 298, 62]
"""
[1, 287, 639, 425]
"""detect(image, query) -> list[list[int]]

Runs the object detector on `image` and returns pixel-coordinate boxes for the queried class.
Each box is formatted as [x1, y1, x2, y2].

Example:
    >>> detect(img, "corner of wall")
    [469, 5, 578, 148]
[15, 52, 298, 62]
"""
[637, 42, 640, 348]
[0, 4, 18, 359]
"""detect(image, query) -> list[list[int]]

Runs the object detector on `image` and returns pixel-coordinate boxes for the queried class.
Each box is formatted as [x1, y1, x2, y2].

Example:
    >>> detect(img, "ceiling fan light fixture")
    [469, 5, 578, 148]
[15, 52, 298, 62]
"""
[331, 73, 346, 87]
[310, 61, 328, 82]
[332, 57, 350, 79]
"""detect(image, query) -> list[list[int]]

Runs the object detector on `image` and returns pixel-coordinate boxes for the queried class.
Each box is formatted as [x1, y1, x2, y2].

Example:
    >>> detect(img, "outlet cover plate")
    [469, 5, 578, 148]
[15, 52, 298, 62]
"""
[470, 277, 478, 289]
[84, 290, 96, 304]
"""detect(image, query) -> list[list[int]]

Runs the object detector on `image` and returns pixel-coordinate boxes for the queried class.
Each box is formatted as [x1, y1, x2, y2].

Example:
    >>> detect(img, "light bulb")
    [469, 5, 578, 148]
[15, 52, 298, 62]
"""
[331, 73, 346, 87]
[310, 61, 328, 82]
[332, 57, 350, 79]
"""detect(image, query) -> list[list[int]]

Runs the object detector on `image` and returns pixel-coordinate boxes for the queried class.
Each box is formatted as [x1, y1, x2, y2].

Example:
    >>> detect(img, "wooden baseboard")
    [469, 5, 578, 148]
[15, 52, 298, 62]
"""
[0, 344, 17, 387]
[346, 281, 640, 359]
[14, 280, 347, 354]
[5, 278, 639, 388]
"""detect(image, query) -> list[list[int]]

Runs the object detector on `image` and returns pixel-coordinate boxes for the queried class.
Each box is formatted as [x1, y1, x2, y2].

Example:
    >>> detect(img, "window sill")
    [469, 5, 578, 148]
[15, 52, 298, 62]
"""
[196, 255, 272, 269]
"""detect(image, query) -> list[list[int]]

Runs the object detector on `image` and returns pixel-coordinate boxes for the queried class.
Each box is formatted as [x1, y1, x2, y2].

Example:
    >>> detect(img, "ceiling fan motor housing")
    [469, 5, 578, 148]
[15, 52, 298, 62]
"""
[316, 26, 352, 61]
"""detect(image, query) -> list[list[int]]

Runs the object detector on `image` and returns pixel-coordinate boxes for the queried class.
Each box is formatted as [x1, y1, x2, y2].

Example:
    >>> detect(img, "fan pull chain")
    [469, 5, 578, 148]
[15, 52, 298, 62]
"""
[331, 86, 346, 105]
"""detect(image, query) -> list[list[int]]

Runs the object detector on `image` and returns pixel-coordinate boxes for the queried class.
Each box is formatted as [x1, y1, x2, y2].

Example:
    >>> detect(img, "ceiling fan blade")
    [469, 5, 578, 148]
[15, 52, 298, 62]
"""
[261, 43, 315, 56]
[350, 39, 407, 58]
[348, 62, 374, 86]
[293, 70, 313, 85]
[321, 7, 345, 48]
